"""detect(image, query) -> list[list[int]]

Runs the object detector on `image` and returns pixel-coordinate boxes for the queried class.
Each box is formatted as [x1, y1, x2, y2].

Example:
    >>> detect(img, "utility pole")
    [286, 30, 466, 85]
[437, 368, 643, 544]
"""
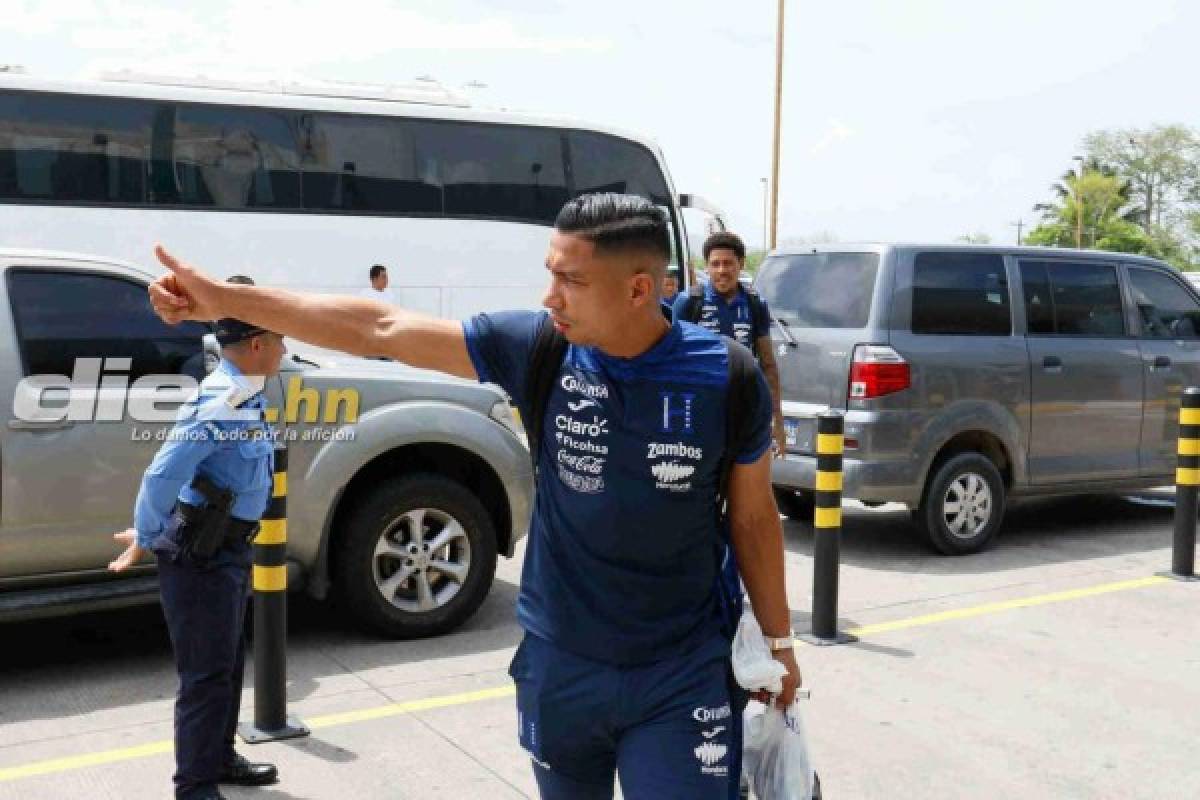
[768, 0, 785, 250]
[1072, 155, 1086, 249]
[760, 177, 769, 252]
[1010, 219, 1024, 245]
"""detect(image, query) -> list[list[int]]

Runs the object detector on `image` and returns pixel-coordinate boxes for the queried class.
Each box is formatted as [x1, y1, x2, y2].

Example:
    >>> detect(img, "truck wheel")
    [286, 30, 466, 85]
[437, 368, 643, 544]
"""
[916, 453, 1005, 555]
[774, 488, 815, 522]
[336, 473, 497, 638]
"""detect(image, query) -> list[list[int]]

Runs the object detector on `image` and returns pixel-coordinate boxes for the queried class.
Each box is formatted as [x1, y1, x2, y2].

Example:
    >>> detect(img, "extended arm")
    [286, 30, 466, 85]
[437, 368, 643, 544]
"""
[149, 246, 477, 379]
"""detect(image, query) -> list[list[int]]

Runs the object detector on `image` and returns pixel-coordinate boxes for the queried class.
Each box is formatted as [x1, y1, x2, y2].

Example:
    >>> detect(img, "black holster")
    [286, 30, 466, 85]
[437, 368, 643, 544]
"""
[179, 475, 235, 559]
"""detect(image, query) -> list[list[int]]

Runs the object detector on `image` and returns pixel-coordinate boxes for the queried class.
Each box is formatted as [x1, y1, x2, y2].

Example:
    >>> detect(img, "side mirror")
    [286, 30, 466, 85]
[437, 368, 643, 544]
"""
[1171, 317, 1198, 339]
[679, 193, 729, 233]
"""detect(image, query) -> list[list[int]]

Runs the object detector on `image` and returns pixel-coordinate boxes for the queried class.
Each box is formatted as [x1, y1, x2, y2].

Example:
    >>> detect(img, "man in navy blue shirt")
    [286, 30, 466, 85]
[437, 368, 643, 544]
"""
[147, 194, 800, 800]
[674, 232, 786, 457]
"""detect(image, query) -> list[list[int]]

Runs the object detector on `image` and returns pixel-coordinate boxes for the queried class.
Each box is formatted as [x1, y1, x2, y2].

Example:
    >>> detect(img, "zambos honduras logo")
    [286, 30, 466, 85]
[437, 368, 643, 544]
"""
[651, 462, 694, 483]
[693, 742, 727, 767]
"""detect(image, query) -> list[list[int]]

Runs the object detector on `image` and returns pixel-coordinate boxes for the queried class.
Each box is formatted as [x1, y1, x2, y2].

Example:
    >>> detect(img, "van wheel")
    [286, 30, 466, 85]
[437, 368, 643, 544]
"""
[916, 453, 1005, 555]
[774, 488, 815, 522]
[335, 473, 497, 638]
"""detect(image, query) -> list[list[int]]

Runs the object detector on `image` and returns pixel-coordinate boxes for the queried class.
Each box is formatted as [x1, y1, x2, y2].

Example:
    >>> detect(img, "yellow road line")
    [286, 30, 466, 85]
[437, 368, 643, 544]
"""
[0, 685, 515, 783]
[0, 575, 1173, 783]
[306, 686, 515, 730]
[0, 740, 174, 783]
[846, 575, 1169, 637]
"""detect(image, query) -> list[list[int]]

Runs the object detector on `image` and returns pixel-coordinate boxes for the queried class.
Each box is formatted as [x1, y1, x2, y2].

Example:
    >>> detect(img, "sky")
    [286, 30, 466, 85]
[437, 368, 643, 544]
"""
[2, 0, 1198, 249]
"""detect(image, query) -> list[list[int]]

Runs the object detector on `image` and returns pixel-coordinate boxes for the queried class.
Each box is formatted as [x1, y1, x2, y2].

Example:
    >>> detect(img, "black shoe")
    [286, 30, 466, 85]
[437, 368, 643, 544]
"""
[219, 753, 279, 786]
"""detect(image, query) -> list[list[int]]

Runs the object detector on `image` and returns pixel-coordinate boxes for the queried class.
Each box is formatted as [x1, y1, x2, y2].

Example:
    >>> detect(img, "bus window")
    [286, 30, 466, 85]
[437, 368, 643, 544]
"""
[166, 104, 301, 209]
[414, 120, 568, 225]
[566, 130, 680, 267]
[566, 131, 670, 206]
[0, 92, 152, 204]
[298, 112, 439, 214]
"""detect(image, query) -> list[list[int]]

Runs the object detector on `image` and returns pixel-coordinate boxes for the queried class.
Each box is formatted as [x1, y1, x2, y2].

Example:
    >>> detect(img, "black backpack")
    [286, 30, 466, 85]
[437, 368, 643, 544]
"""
[521, 314, 758, 513]
[677, 284, 769, 358]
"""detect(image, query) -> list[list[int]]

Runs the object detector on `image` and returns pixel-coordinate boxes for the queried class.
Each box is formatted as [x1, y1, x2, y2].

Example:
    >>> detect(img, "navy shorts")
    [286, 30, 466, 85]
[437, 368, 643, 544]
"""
[509, 633, 734, 800]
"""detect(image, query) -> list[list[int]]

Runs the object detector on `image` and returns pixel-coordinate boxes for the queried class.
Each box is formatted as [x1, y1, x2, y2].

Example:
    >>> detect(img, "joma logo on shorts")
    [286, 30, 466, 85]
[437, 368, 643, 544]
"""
[692, 704, 731, 723]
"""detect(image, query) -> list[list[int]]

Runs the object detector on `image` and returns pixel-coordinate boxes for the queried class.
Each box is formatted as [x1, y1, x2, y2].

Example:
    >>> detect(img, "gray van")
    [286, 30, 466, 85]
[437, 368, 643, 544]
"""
[759, 244, 1199, 554]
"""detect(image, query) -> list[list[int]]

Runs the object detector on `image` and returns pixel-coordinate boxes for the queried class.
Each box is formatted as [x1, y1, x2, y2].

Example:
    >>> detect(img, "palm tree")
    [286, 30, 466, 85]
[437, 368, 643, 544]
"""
[1033, 158, 1141, 247]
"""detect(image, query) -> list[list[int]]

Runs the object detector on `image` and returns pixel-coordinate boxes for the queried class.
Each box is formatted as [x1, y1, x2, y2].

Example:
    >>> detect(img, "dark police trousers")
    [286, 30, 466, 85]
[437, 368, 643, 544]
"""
[152, 512, 253, 799]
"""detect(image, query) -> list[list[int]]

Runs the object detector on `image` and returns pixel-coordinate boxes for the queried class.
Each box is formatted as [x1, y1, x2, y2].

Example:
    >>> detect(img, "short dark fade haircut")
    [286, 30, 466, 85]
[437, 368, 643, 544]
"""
[369, 264, 387, 280]
[703, 231, 746, 262]
[226, 274, 255, 285]
[554, 193, 670, 263]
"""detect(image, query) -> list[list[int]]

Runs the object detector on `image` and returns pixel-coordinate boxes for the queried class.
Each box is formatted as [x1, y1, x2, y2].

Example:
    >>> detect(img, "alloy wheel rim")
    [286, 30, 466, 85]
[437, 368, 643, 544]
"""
[941, 472, 993, 540]
[372, 507, 471, 613]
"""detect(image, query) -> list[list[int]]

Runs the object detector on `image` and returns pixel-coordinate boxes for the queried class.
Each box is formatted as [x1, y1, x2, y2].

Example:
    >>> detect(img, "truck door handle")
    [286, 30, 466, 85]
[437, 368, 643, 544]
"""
[1152, 355, 1172, 369]
[1042, 355, 1062, 373]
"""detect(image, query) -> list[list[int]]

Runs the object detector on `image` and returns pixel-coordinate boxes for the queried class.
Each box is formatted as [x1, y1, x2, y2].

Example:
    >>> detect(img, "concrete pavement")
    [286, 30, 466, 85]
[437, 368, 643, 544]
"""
[0, 491, 1196, 799]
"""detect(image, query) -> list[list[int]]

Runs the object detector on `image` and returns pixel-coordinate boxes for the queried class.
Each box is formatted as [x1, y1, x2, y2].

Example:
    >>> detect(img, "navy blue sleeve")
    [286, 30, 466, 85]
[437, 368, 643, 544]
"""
[461, 310, 544, 407]
[736, 366, 774, 464]
[752, 296, 772, 340]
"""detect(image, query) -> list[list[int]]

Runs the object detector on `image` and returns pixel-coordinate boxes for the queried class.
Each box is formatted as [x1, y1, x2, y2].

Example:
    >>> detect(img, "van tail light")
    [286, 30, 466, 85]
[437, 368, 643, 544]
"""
[849, 345, 910, 400]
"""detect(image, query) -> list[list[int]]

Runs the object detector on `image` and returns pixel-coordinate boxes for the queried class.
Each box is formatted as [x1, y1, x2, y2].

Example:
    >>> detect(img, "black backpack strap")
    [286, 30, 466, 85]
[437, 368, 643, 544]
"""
[744, 287, 768, 357]
[680, 283, 705, 323]
[718, 338, 758, 516]
[523, 314, 569, 472]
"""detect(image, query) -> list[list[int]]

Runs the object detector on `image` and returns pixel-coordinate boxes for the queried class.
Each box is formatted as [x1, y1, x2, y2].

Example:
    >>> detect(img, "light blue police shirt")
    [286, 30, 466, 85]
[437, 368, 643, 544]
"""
[132, 359, 275, 549]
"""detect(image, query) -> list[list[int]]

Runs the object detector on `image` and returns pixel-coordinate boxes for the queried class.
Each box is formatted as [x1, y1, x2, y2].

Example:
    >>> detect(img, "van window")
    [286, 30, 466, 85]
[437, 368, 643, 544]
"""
[1128, 267, 1200, 339]
[911, 252, 1010, 335]
[755, 252, 878, 328]
[1019, 260, 1125, 337]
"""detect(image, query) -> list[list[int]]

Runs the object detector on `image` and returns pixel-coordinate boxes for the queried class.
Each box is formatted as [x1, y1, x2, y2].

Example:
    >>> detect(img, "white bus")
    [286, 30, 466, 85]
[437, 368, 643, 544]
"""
[0, 70, 723, 319]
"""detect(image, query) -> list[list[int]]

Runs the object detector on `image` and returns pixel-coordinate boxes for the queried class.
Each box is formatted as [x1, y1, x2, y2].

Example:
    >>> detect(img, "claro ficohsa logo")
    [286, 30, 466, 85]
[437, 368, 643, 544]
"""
[13, 358, 359, 426]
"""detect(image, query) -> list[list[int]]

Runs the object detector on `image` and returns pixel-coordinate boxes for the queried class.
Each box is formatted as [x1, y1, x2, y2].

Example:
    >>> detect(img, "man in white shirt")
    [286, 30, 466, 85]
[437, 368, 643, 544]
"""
[359, 264, 397, 305]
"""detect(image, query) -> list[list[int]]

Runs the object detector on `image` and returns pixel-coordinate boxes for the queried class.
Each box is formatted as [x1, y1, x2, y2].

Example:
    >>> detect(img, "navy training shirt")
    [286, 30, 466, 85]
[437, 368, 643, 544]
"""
[463, 311, 773, 666]
[672, 283, 772, 351]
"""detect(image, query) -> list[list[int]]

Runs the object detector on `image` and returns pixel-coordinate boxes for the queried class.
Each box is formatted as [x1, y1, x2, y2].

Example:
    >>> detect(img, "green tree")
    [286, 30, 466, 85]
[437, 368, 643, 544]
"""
[1031, 161, 1138, 249]
[744, 249, 767, 274]
[1085, 125, 1199, 231]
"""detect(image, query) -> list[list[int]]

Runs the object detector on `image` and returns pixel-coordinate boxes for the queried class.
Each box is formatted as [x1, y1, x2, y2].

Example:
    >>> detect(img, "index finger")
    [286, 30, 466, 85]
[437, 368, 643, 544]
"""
[154, 244, 190, 276]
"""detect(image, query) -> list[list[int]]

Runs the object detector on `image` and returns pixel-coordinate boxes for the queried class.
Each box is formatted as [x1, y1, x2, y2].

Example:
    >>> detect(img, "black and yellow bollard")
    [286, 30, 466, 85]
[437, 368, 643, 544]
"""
[798, 411, 857, 646]
[239, 443, 310, 743]
[1161, 388, 1200, 582]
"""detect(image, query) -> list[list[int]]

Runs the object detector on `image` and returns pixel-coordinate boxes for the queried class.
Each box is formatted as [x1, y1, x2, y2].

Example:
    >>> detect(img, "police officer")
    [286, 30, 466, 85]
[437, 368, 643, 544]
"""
[109, 304, 285, 800]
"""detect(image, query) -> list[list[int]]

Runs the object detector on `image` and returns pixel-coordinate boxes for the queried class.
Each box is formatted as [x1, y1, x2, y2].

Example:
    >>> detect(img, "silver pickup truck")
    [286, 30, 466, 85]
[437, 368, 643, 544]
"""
[0, 249, 532, 637]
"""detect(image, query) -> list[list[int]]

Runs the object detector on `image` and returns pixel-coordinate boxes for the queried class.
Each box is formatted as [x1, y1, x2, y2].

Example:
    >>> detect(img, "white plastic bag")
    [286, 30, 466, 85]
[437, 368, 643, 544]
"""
[731, 607, 787, 693]
[742, 699, 816, 800]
